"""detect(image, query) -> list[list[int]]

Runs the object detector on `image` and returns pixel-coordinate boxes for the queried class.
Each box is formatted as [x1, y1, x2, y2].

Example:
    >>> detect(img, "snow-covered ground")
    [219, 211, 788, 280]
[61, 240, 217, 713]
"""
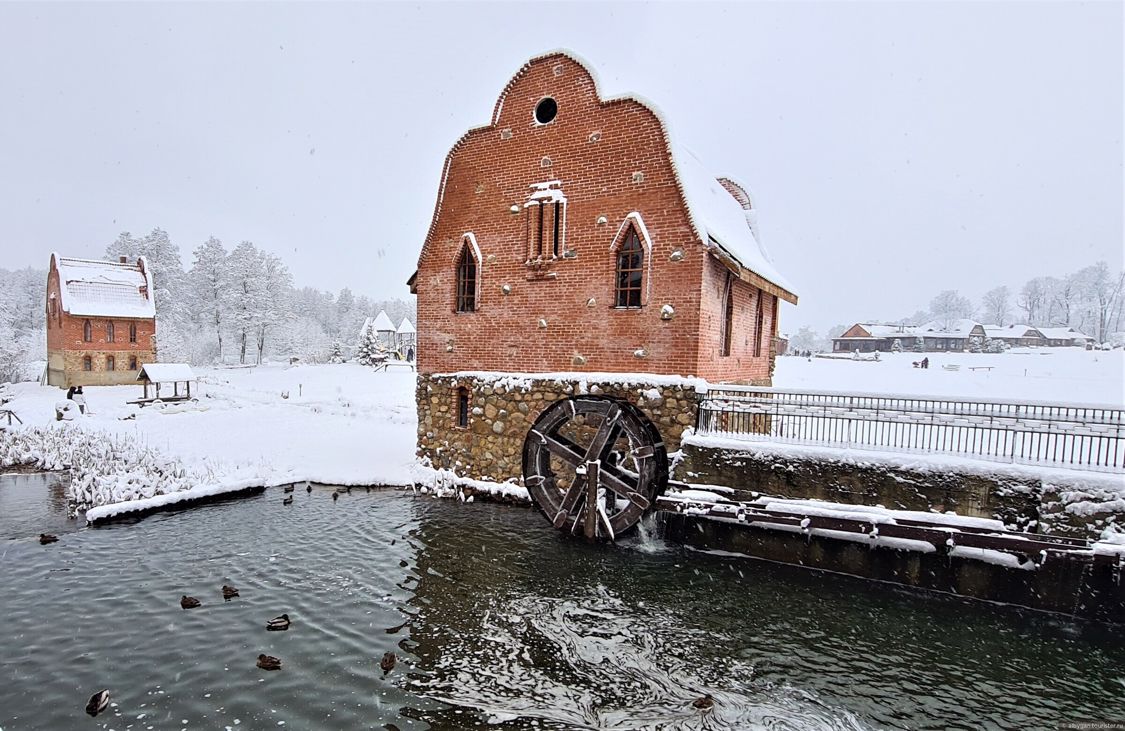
[1, 364, 422, 515]
[774, 348, 1124, 406]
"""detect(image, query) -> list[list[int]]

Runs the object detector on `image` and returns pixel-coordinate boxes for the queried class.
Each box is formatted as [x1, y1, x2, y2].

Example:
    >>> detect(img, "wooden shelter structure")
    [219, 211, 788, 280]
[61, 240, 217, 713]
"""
[132, 363, 196, 405]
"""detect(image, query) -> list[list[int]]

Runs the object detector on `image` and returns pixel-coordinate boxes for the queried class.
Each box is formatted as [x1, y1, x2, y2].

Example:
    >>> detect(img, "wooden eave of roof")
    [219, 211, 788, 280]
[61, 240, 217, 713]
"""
[407, 271, 417, 295]
[707, 249, 798, 305]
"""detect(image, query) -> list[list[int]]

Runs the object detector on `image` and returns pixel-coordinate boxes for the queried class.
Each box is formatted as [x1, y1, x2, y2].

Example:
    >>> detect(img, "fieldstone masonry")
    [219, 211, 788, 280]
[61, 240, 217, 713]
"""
[417, 373, 702, 483]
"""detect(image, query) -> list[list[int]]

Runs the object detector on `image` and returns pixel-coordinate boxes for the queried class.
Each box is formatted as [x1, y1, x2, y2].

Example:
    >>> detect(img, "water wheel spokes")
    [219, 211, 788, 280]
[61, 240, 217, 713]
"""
[522, 396, 668, 540]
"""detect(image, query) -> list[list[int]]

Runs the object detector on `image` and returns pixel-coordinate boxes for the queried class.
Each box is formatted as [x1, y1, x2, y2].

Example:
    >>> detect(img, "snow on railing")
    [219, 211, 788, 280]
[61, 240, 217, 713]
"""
[696, 387, 1125, 473]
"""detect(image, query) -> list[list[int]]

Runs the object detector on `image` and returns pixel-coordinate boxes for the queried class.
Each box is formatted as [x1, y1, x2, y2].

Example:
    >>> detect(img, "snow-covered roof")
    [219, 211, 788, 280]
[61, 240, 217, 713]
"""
[845, 323, 919, 339]
[1037, 326, 1093, 341]
[137, 363, 195, 383]
[984, 324, 1039, 339]
[672, 145, 796, 300]
[919, 319, 982, 337]
[371, 310, 396, 332]
[53, 254, 155, 319]
[396, 318, 416, 334]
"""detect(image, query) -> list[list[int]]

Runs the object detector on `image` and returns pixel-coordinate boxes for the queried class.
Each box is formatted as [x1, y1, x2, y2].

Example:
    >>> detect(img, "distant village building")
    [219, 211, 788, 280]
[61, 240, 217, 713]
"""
[833, 320, 1094, 353]
[410, 50, 797, 481]
[45, 254, 157, 387]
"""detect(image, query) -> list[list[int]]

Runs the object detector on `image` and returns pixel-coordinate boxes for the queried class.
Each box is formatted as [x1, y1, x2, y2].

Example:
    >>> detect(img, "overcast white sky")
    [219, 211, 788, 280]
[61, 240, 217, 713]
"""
[0, 1, 1120, 333]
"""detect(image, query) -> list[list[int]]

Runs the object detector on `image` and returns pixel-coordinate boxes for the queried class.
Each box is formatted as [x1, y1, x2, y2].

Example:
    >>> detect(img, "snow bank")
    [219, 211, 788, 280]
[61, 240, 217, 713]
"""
[437, 370, 709, 393]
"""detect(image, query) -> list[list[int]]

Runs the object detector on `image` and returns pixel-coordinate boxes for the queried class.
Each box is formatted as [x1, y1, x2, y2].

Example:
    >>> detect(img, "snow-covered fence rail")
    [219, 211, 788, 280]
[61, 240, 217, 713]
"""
[696, 386, 1125, 473]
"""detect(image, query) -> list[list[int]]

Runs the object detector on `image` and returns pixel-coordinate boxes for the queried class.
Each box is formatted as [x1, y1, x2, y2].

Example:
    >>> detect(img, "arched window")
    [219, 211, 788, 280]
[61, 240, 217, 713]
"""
[83, 320, 92, 342]
[129, 322, 137, 343]
[82, 356, 92, 371]
[456, 242, 477, 313]
[106, 321, 115, 343]
[614, 225, 644, 308]
[720, 273, 734, 357]
[106, 355, 115, 371]
[456, 387, 470, 428]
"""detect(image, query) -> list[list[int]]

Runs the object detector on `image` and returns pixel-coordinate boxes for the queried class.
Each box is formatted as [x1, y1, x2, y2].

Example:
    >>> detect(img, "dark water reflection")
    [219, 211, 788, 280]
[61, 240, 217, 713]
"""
[0, 476, 1122, 730]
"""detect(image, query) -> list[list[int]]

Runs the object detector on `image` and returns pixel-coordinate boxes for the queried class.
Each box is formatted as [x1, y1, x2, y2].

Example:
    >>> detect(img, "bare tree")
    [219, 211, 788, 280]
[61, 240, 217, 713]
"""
[1018, 278, 1049, 325]
[1075, 262, 1125, 342]
[980, 286, 1011, 325]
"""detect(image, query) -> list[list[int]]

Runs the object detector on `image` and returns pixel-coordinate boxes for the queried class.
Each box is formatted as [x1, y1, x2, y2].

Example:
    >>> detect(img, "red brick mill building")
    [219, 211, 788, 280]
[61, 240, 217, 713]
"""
[46, 254, 157, 388]
[411, 50, 797, 482]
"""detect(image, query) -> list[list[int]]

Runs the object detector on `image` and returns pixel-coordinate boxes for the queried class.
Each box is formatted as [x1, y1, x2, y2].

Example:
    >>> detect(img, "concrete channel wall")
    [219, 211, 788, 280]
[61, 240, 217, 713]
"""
[676, 439, 1124, 541]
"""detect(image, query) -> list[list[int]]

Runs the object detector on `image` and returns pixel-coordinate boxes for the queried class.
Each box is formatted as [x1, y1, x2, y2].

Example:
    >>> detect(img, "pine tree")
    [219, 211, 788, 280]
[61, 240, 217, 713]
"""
[891, 339, 903, 353]
[356, 328, 382, 366]
[968, 336, 983, 353]
[328, 340, 345, 363]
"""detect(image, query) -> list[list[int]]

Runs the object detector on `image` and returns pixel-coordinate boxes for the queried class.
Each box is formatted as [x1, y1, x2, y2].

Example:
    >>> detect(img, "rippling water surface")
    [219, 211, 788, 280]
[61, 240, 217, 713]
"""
[1, 473, 1122, 731]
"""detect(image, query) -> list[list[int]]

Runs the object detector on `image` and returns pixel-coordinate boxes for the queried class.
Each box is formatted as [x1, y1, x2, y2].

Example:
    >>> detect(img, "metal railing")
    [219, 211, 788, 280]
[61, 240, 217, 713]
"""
[696, 386, 1125, 473]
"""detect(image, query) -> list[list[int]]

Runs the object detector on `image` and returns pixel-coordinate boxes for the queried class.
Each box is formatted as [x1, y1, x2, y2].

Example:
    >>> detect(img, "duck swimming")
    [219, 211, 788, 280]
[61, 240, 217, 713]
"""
[691, 694, 714, 712]
[380, 651, 396, 674]
[283, 485, 295, 493]
[222, 585, 239, 600]
[332, 492, 339, 502]
[181, 595, 201, 609]
[85, 689, 110, 717]
[266, 613, 290, 631]
[39, 533, 58, 544]
[282, 495, 294, 506]
[257, 654, 282, 671]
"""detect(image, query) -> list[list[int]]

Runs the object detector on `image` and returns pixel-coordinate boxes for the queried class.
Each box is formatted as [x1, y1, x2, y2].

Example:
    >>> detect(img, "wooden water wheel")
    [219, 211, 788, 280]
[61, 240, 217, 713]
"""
[521, 395, 668, 540]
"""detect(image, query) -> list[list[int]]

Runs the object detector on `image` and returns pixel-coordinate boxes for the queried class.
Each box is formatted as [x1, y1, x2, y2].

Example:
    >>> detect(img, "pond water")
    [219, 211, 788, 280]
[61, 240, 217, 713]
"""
[1, 473, 1123, 731]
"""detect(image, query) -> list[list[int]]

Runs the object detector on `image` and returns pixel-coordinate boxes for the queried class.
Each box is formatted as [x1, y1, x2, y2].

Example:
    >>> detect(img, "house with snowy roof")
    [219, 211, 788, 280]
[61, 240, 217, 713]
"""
[983, 324, 1043, 348]
[832, 323, 919, 353]
[1036, 326, 1095, 347]
[45, 254, 157, 387]
[409, 50, 798, 479]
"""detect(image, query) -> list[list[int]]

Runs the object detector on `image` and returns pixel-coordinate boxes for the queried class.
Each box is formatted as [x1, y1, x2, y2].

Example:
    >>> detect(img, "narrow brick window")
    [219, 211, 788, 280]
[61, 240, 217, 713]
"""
[753, 290, 765, 357]
[106, 355, 115, 371]
[614, 225, 643, 308]
[552, 201, 562, 257]
[129, 356, 137, 370]
[82, 356, 92, 371]
[106, 321, 115, 343]
[456, 387, 470, 428]
[83, 320, 92, 342]
[456, 243, 477, 313]
[129, 322, 137, 343]
[720, 274, 734, 357]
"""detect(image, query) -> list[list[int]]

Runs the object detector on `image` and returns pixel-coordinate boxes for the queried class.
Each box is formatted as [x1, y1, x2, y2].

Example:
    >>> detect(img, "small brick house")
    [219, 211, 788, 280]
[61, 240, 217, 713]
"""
[45, 254, 157, 388]
[411, 50, 797, 481]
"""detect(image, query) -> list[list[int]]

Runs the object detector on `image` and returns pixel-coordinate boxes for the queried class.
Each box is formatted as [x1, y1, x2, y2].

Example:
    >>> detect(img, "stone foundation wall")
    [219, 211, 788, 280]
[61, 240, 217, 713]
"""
[417, 373, 703, 483]
[676, 440, 1123, 540]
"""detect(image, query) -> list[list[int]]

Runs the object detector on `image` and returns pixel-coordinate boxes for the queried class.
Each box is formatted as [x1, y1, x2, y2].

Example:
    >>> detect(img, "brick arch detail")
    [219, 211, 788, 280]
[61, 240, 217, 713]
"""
[608, 212, 654, 306]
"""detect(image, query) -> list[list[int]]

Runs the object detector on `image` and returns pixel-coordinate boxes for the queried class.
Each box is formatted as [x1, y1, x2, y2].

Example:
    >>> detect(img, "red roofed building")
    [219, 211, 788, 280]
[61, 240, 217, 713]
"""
[410, 50, 798, 480]
[45, 254, 157, 387]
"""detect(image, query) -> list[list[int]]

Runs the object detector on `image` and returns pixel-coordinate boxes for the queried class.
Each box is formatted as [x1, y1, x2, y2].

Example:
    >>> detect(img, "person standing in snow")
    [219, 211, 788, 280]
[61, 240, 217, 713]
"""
[921, 357, 929, 369]
[73, 386, 87, 415]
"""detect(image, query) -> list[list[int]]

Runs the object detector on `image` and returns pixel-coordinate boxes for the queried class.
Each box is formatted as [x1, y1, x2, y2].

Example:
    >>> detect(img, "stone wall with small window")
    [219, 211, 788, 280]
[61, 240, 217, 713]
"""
[417, 373, 702, 483]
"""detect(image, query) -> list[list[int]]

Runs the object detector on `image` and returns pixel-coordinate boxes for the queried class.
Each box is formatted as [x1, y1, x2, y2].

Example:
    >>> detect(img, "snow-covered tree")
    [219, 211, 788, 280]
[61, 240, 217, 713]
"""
[0, 299, 25, 383]
[255, 253, 293, 364]
[967, 336, 983, 353]
[929, 290, 974, 329]
[891, 338, 902, 353]
[789, 326, 819, 353]
[1074, 261, 1125, 343]
[328, 340, 345, 363]
[980, 286, 1011, 325]
[355, 327, 383, 366]
[105, 228, 185, 317]
[913, 336, 925, 352]
[188, 237, 228, 361]
[225, 241, 265, 364]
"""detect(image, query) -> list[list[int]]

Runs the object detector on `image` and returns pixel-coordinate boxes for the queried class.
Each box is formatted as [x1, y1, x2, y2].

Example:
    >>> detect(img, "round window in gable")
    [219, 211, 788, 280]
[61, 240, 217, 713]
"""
[534, 97, 558, 125]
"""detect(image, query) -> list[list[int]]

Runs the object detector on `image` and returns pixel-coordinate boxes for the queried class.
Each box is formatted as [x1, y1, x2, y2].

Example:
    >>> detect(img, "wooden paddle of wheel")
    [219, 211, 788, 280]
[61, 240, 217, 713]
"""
[521, 396, 668, 540]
